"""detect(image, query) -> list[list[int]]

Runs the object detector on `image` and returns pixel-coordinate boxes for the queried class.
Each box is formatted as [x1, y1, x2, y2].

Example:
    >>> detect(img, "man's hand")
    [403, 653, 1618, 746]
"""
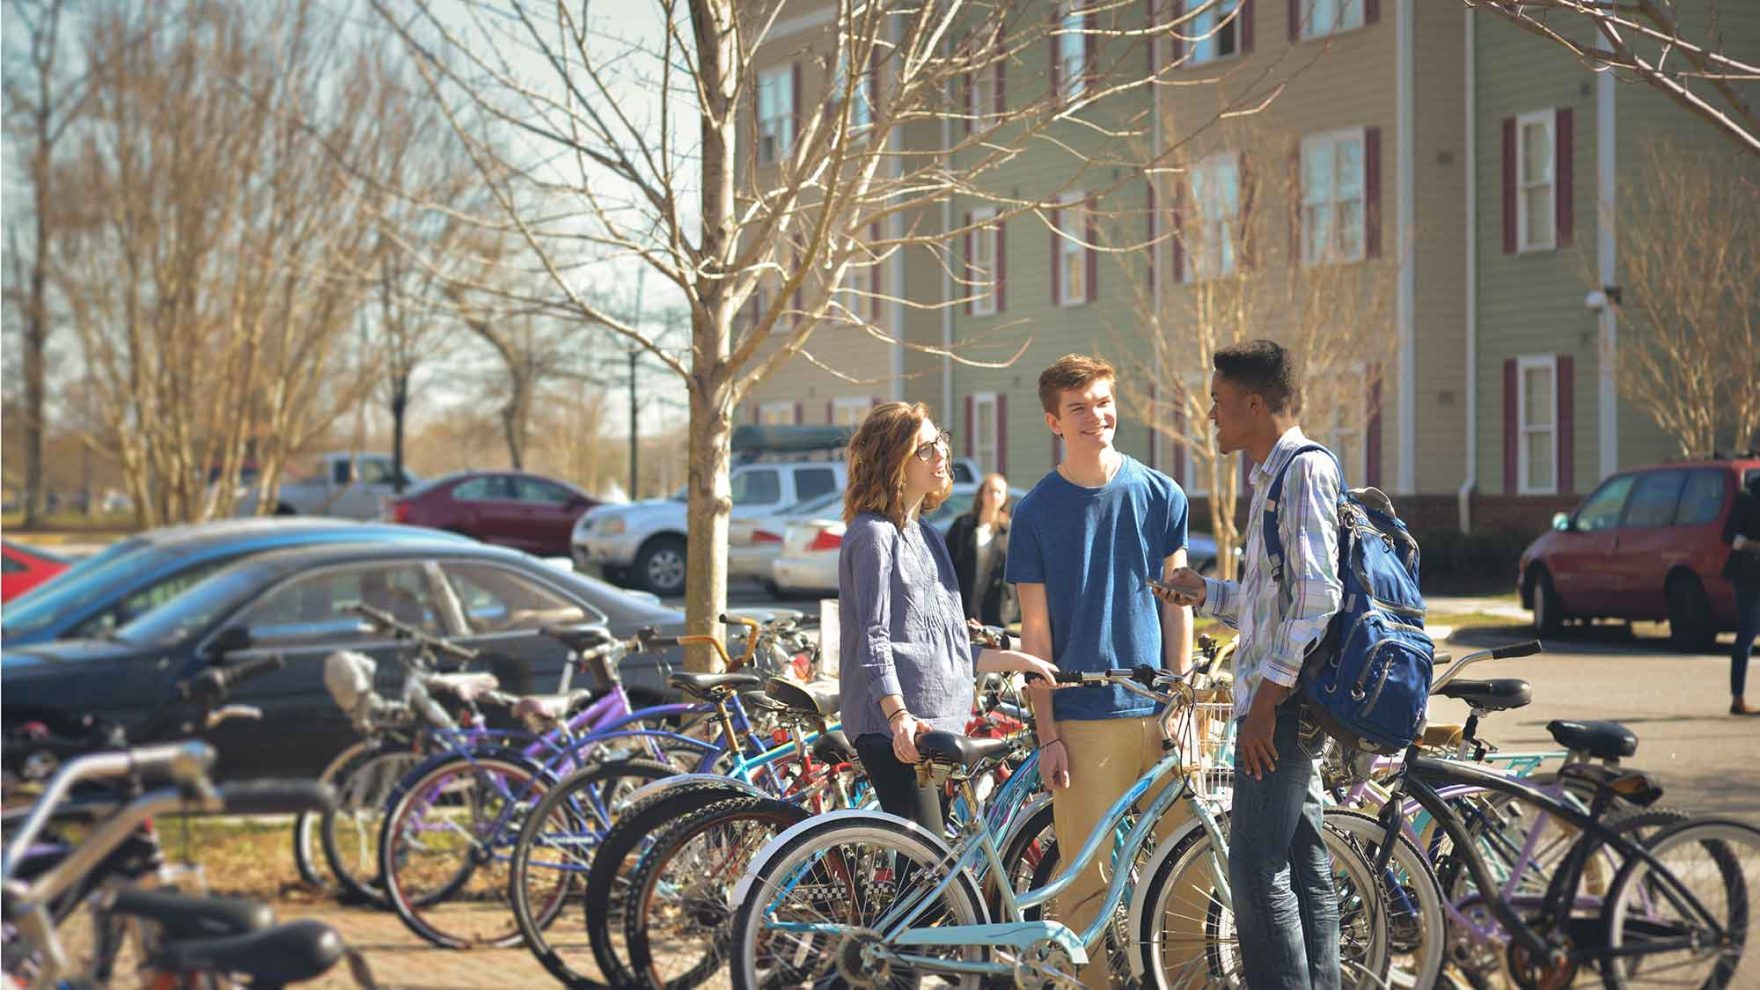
[1154, 566, 1206, 608]
[891, 714, 923, 763]
[1039, 738, 1071, 790]
[1237, 688, 1284, 781]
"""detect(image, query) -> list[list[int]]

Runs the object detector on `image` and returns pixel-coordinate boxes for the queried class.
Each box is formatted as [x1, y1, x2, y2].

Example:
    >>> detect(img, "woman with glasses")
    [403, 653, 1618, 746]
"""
[838, 402, 1056, 832]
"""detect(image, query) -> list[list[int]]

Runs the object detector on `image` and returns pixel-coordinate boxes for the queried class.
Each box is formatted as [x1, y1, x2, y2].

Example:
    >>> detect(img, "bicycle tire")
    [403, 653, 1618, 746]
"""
[295, 738, 381, 892]
[505, 757, 681, 988]
[623, 794, 810, 990]
[1323, 808, 1447, 990]
[1600, 817, 1758, 990]
[317, 738, 426, 907]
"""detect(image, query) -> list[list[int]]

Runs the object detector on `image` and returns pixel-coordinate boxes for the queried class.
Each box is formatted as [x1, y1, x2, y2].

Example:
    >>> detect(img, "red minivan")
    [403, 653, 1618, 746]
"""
[385, 471, 598, 558]
[1518, 456, 1760, 651]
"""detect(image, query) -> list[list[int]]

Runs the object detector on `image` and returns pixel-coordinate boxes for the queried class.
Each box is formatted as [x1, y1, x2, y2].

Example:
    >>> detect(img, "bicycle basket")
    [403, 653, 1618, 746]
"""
[1166, 686, 1236, 803]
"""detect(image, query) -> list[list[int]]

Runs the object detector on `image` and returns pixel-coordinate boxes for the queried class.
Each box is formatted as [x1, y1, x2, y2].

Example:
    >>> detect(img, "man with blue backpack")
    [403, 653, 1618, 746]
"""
[1161, 339, 1345, 990]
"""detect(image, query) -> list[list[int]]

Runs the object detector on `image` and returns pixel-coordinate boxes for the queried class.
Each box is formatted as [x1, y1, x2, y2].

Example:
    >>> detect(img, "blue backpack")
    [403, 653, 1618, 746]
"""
[1264, 444, 1434, 754]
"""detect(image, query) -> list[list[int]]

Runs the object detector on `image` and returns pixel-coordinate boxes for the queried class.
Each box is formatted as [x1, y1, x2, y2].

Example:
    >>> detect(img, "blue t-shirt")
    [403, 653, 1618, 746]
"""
[1006, 455, 1189, 721]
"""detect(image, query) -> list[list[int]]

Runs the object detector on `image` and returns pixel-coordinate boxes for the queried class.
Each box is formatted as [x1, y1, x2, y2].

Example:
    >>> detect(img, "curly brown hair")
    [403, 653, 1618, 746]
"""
[843, 401, 952, 528]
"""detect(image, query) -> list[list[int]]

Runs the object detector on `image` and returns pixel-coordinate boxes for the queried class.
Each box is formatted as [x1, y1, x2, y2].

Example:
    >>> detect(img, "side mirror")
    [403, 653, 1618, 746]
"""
[1551, 512, 1573, 532]
[206, 626, 253, 662]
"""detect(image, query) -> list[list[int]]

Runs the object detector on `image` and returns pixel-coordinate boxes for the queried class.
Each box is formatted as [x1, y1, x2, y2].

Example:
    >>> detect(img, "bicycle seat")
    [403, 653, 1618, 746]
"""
[110, 889, 272, 940]
[1435, 678, 1532, 711]
[1546, 719, 1638, 760]
[510, 689, 598, 724]
[916, 731, 1010, 768]
[668, 671, 762, 700]
[427, 672, 500, 703]
[540, 624, 613, 654]
[148, 919, 343, 986]
[811, 728, 856, 765]
[764, 677, 840, 720]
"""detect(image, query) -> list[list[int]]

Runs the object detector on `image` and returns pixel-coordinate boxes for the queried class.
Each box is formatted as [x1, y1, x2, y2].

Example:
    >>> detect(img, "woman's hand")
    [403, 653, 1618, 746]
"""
[975, 648, 1058, 684]
[1012, 654, 1060, 684]
[891, 713, 923, 763]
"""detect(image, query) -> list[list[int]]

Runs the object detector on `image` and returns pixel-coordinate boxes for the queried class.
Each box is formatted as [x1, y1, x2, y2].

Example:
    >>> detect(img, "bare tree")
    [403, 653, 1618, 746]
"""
[1466, 0, 1760, 156]
[1613, 143, 1760, 457]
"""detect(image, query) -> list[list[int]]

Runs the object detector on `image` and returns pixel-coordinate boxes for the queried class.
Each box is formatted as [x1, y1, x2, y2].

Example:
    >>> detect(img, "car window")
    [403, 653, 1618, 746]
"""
[1676, 470, 1728, 526]
[236, 564, 442, 645]
[453, 476, 511, 501]
[442, 563, 587, 634]
[332, 460, 352, 485]
[1621, 470, 1687, 528]
[2, 555, 22, 574]
[112, 566, 268, 647]
[2, 541, 163, 636]
[1574, 475, 1635, 532]
[950, 461, 976, 485]
[514, 477, 572, 505]
[731, 468, 782, 506]
[70, 560, 232, 639]
[793, 468, 838, 502]
[357, 459, 396, 485]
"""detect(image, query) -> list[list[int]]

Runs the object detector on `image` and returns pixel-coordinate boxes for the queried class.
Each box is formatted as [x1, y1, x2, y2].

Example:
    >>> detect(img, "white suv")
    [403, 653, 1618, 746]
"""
[574, 461, 846, 596]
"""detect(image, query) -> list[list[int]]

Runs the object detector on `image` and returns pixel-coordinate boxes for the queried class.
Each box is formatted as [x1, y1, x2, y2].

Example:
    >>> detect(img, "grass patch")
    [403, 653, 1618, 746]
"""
[148, 816, 323, 902]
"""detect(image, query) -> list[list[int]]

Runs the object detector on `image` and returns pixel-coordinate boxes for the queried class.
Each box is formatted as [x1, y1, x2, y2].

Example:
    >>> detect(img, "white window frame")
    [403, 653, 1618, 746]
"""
[1516, 109, 1557, 253]
[1057, 5, 1087, 101]
[1057, 193, 1088, 308]
[832, 396, 871, 428]
[1300, 128, 1367, 267]
[1517, 354, 1559, 496]
[970, 207, 1000, 316]
[1189, 152, 1241, 280]
[759, 401, 796, 426]
[1189, 0, 1242, 65]
[756, 66, 794, 166]
[971, 392, 1000, 474]
[1300, 0, 1365, 40]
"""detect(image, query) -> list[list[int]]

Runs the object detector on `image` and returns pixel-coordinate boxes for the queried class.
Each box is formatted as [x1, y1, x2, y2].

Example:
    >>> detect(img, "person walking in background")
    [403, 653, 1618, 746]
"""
[1723, 471, 1760, 716]
[946, 473, 1012, 626]
[838, 402, 1059, 833]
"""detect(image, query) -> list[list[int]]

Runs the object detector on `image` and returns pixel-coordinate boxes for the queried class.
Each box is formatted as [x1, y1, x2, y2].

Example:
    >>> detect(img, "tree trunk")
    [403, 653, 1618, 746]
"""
[23, 123, 51, 529]
[682, 377, 733, 673]
[500, 371, 530, 470]
[391, 372, 409, 494]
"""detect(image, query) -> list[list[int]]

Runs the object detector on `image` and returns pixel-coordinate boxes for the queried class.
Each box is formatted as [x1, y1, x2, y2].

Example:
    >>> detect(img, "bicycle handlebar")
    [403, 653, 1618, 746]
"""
[1431, 639, 1545, 693]
[1490, 639, 1542, 660]
[347, 603, 479, 663]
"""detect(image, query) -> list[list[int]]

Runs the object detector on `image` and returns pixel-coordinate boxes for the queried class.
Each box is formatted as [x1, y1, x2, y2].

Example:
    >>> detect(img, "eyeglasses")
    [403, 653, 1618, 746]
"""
[913, 431, 953, 462]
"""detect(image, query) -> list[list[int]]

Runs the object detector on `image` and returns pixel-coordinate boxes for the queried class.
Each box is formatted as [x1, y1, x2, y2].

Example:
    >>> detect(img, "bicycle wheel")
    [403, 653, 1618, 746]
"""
[1323, 808, 1447, 990]
[505, 757, 680, 989]
[319, 739, 426, 907]
[624, 795, 810, 990]
[378, 749, 553, 948]
[295, 738, 378, 892]
[1137, 813, 1390, 989]
[989, 798, 1056, 916]
[729, 814, 989, 990]
[1601, 817, 1759, 990]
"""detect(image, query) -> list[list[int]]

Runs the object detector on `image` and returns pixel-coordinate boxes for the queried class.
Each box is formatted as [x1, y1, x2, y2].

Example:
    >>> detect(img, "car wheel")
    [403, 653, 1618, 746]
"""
[636, 536, 687, 597]
[1665, 573, 1716, 653]
[1530, 567, 1565, 638]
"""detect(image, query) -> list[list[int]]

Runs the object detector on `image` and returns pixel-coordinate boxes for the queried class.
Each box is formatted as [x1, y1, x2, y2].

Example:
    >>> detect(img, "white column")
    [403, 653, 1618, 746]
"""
[1596, 60, 1619, 482]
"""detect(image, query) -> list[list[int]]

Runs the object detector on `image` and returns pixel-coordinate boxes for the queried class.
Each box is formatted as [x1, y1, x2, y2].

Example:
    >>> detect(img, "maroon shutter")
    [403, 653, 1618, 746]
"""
[790, 61, 802, 156]
[1145, 183, 1157, 290]
[965, 396, 976, 457]
[1555, 107, 1574, 247]
[1557, 354, 1574, 494]
[793, 402, 803, 425]
[996, 219, 1007, 312]
[1048, 8, 1062, 107]
[1147, 381, 1160, 469]
[1502, 116, 1517, 253]
[963, 211, 974, 316]
[1240, 0, 1255, 52]
[1288, 0, 1302, 41]
[825, 400, 833, 424]
[1170, 180, 1186, 282]
[996, 394, 1009, 473]
[1084, 11, 1097, 93]
[1365, 368, 1383, 489]
[1289, 144, 1302, 265]
[1085, 198, 1098, 303]
[868, 221, 882, 322]
[1050, 207, 1063, 305]
[994, 49, 1006, 116]
[1503, 358, 1518, 494]
[1170, 0, 1186, 65]
[1364, 0, 1379, 24]
[964, 66, 974, 135]
[1364, 126, 1382, 259]
[1238, 153, 1255, 269]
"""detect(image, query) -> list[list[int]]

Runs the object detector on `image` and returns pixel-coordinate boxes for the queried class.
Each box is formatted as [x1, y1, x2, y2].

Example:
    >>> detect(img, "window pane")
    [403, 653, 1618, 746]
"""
[794, 468, 838, 502]
[1676, 470, 1727, 526]
[1623, 471, 1687, 528]
[116, 562, 228, 628]
[1335, 139, 1363, 199]
[1304, 203, 1332, 265]
[515, 478, 571, 504]
[732, 469, 782, 505]
[445, 563, 584, 634]
[1337, 198, 1364, 259]
[357, 459, 394, 485]
[2, 557, 22, 575]
[452, 477, 504, 500]
[1575, 475, 1635, 531]
[1522, 122, 1552, 183]
[1522, 366, 1554, 427]
[1524, 431, 1555, 491]
[332, 460, 352, 485]
[1524, 186, 1554, 246]
[240, 565, 440, 644]
[1302, 144, 1332, 206]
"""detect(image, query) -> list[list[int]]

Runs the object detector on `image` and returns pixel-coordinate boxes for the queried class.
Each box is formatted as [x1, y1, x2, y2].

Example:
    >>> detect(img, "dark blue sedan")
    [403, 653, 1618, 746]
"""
[2, 540, 687, 778]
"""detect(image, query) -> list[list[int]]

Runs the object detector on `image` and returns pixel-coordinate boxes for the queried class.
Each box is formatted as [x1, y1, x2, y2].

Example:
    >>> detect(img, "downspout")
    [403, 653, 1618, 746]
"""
[1458, 5, 1477, 533]
[1395, 0, 1416, 495]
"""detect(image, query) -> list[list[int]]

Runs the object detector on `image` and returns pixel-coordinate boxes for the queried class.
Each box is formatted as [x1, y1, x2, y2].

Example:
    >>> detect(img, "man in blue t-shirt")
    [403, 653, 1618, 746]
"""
[1006, 353, 1192, 987]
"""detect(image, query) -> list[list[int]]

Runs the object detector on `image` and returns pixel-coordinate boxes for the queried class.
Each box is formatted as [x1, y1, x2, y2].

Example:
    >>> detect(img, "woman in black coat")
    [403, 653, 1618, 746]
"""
[945, 473, 1012, 626]
[1723, 471, 1760, 716]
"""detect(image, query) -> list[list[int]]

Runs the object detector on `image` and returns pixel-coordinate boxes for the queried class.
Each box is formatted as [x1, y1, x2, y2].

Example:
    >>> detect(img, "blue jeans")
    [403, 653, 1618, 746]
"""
[1735, 577, 1759, 699]
[1228, 702, 1340, 990]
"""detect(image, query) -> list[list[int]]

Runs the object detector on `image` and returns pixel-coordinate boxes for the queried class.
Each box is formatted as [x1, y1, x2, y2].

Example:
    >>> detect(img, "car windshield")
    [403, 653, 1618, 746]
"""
[784, 491, 844, 517]
[111, 565, 267, 648]
[2, 538, 156, 636]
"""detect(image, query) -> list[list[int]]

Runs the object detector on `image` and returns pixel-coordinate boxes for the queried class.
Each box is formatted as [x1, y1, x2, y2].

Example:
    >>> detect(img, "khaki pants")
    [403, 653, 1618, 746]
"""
[1049, 715, 1193, 988]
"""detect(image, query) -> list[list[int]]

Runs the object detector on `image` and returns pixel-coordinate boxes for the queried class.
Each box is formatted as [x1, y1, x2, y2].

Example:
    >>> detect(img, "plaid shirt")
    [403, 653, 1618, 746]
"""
[1201, 427, 1344, 720]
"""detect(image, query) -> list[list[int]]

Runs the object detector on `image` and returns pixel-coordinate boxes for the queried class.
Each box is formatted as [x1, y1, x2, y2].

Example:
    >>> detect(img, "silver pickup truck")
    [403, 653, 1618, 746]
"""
[236, 452, 418, 520]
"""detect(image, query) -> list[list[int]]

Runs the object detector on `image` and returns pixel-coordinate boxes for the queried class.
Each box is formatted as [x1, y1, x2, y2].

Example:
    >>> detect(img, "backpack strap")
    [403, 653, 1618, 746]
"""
[1263, 443, 1341, 584]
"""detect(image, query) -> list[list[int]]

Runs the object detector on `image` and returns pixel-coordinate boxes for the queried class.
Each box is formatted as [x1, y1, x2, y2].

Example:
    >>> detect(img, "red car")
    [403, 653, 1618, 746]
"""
[2, 540, 71, 602]
[385, 471, 599, 558]
[1518, 456, 1760, 651]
